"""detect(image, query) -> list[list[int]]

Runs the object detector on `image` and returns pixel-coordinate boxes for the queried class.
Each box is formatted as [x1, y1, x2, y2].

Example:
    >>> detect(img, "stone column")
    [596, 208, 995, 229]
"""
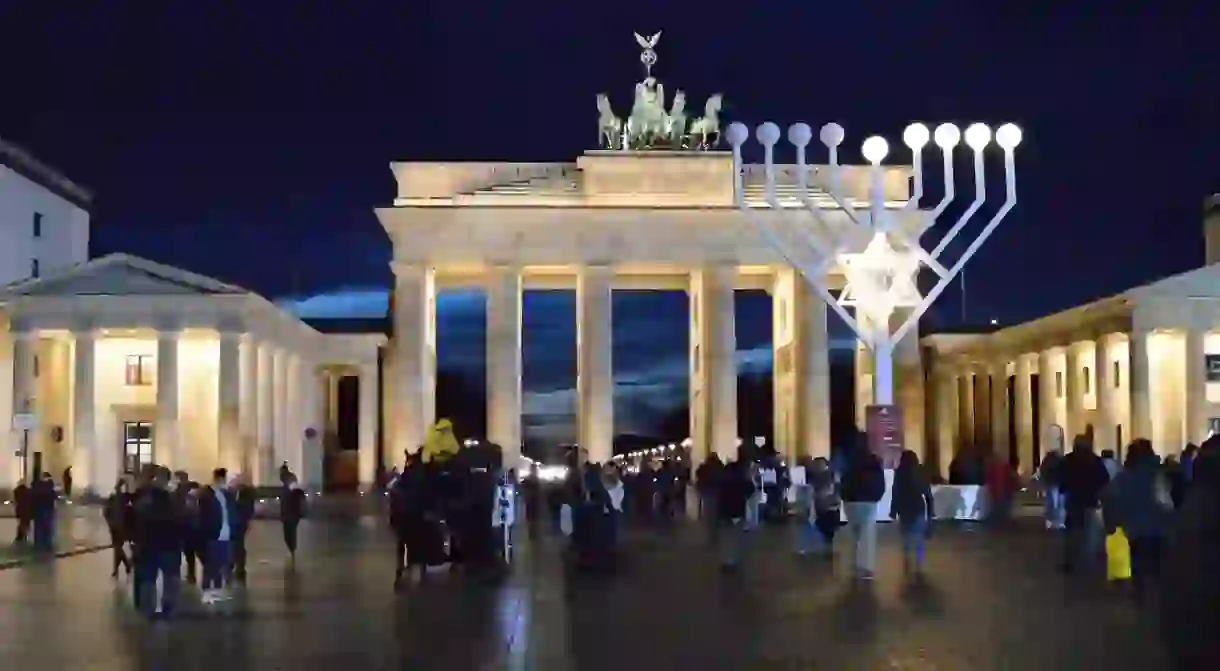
[577, 264, 614, 463]
[772, 269, 831, 461]
[72, 329, 99, 493]
[959, 372, 975, 447]
[1184, 329, 1208, 446]
[273, 347, 290, 470]
[1038, 349, 1056, 447]
[1130, 331, 1152, 441]
[239, 336, 259, 481]
[256, 343, 275, 485]
[690, 265, 738, 463]
[358, 361, 379, 488]
[392, 264, 436, 457]
[8, 330, 36, 486]
[1065, 344, 1085, 442]
[217, 331, 242, 474]
[1094, 336, 1117, 454]
[156, 329, 181, 471]
[990, 360, 1010, 463]
[1015, 355, 1035, 475]
[486, 265, 523, 466]
[933, 365, 959, 477]
[894, 309, 925, 462]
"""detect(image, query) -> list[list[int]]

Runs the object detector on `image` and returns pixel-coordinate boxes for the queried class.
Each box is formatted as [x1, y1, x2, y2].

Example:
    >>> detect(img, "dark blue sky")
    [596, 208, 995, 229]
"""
[3, 3, 1218, 439]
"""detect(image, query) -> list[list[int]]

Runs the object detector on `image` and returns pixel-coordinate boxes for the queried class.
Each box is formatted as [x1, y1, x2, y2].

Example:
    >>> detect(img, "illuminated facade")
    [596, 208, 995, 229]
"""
[375, 152, 926, 468]
[924, 196, 1220, 473]
[0, 253, 384, 493]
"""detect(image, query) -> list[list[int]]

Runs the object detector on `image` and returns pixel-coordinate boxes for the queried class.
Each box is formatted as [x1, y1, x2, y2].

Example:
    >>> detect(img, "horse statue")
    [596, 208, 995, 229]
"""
[626, 76, 668, 148]
[666, 90, 687, 147]
[688, 94, 724, 149]
[596, 93, 622, 149]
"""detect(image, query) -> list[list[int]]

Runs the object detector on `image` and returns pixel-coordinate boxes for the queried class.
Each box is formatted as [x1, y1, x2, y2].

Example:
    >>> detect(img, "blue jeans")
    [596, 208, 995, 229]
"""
[203, 540, 232, 590]
[134, 550, 181, 618]
[843, 502, 879, 574]
[899, 516, 928, 567]
[1044, 487, 1065, 527]
[719, 519, 748, 566]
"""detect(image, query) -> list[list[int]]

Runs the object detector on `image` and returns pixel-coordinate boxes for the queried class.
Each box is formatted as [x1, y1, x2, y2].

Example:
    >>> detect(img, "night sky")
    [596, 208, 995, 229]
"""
[3, 3, 1218, 441]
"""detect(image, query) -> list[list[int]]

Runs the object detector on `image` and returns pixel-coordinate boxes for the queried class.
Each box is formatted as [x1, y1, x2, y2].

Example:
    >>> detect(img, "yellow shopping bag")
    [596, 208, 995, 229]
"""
[1106, 527, 1132, 582]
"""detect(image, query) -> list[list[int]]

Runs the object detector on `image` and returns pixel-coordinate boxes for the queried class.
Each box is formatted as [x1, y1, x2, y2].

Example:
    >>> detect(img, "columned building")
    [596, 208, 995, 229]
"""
[0, 253, 383, 493]
[375, 152, 926, 468]
[924, 196, 1220, 474]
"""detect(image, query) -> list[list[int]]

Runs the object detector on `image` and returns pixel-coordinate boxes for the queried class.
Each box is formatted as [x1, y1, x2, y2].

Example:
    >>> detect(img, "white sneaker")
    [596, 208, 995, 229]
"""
[201, 590, 216, 605]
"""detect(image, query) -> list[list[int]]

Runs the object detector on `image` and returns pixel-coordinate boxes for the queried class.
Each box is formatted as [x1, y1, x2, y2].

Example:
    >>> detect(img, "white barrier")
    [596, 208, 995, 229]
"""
[931, 485, 989, 521]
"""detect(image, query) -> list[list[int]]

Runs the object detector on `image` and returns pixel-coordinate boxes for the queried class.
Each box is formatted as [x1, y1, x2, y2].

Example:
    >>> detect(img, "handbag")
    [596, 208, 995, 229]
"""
[1105, 527, 1132, 582]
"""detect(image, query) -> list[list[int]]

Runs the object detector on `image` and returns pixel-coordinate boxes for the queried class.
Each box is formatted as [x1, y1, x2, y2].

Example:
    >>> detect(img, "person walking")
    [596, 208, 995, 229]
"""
[198, 468, 238, 604]
[892, 450, 935, 574]
[1102, 439, 1170, 605]
[132, 466, 183, 619]
[280, 474, 307, 563]
[715, 456, 755, 570]
[103, 479, 134, 578]
[230, 474, 257, 583]
[840, 441, 886, 580]
[1039, 447, 1066, 530]
[1059, 434, 1111, 574]
[11, 479, 31, 544]
[796, 457, 841, 558]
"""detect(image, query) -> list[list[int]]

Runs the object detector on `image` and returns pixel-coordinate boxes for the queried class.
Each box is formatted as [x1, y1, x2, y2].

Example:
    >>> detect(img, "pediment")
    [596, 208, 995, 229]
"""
[0, 253, 249, 298]
[1129, 262, 1220, 301]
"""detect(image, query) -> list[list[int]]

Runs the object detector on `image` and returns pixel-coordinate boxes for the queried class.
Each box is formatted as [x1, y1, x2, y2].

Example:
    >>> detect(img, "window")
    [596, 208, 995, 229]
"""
[1083, 367, 1091, 394]
[33, 212, 43, 238]
[1113, 360, 1121, 388]
[122, 421, 154, 474]
[33, 355, 40, 379]
[1055, 371, 1064, 398]
[31, 259, 39, 278]
[124, 355, 156, 386]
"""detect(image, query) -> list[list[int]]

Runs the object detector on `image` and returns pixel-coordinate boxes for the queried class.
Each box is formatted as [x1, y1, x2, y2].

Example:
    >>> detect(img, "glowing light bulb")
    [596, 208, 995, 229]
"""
[861, 136, 889, 164]
[965, 123, 992, 151]
[819, 123, 845, 148]
[995, 123, 1022, 149]
[934, 123, 961, 149]
[903, 123, 930, 150]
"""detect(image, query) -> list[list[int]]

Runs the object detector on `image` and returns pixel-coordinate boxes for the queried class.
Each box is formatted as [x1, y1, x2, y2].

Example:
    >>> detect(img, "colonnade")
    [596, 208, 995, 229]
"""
[388, 264, 834, 468]
[933, 328, 1214, 475]
[6, 324, 331, 491]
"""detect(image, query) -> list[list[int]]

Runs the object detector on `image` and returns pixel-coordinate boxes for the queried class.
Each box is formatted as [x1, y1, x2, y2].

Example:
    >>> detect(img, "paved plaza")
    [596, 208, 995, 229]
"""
[0, 515, 1171, 670]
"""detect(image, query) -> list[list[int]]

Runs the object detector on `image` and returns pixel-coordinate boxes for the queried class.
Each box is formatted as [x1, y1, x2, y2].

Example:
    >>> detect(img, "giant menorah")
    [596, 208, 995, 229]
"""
[726, 120, 1021, 420]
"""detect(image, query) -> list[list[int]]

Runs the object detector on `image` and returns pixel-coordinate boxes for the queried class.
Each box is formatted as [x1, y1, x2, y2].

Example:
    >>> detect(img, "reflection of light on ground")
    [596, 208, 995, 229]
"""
[494, 586, 531, 669]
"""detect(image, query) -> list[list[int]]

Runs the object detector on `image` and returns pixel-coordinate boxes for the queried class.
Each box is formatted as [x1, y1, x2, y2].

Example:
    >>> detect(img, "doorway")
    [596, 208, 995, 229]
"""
[122, 421, 154, 475]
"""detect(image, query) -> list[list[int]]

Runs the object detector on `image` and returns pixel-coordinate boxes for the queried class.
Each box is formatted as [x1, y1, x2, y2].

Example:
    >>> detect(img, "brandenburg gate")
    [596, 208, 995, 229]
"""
[374, 34, 926, 468]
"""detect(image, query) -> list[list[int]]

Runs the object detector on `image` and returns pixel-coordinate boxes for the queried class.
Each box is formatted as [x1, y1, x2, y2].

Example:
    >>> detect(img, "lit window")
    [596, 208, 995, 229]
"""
[125, 355, 156, 386]
[122, 421, 154, 474]
[1055, 371, 1063, 398]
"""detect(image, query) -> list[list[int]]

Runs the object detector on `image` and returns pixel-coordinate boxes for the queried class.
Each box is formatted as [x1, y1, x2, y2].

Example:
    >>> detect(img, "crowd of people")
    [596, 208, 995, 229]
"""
[98, 461, 306, 619]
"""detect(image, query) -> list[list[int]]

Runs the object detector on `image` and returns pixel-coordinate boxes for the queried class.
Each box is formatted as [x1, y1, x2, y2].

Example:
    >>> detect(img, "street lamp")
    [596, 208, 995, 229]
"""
[727, 119, 1020, 426]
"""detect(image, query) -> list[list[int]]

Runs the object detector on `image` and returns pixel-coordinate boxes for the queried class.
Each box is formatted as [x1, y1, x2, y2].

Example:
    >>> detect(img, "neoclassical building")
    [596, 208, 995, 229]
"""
[0, 253, 384, 493]
[923, 197, 1220, 474]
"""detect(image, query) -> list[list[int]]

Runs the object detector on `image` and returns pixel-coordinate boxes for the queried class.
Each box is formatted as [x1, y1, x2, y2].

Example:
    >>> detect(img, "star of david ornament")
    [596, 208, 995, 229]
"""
[838, 232, 923, 325]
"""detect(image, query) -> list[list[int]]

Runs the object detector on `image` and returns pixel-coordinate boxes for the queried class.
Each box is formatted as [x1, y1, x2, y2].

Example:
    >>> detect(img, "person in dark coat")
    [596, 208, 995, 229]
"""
[11, 480, 31, 544]
[892, 450, 935, 573]
[391, 452, 430, 587]
[132, 466, 183, 619]
[279, 474, 307, 562]
[840, 442, 886, 580]
[695, 454, 723, 522]
[30, 472, 57, 552]
[1058, 434, 1111, 573]
[171, 472, 202, 584]
[1102, 439, 1170, 604]
[229, 474, 257, 582]
[1160, 437, 1220, 669]
[103, 478, 134, 577]
[197, 468, 239, 602]
[715, 457, 756, 569]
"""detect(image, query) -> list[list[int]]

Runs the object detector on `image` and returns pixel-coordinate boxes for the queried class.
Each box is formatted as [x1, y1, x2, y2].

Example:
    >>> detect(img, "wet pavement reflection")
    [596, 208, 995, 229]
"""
[0, 518, 1170, 670]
